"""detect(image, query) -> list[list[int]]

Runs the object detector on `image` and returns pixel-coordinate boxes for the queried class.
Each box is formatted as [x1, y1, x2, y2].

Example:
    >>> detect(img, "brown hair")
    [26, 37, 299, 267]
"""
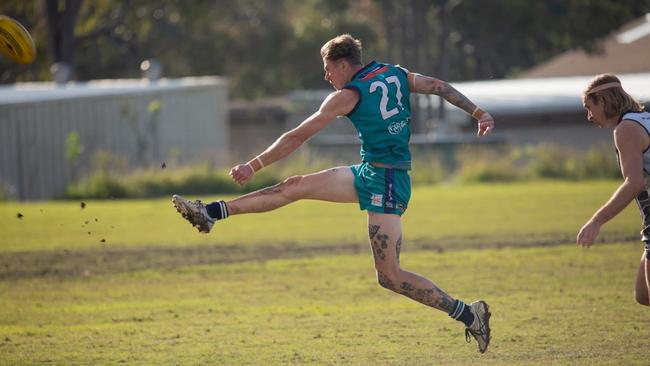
[320, 34, 363, 65]
[583, 73, 644, 118]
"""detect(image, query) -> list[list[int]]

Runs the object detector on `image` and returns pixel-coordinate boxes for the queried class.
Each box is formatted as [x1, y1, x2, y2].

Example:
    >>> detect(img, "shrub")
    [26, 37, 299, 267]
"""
[411, 156, 448, 185]
[579, 144, 619, 179]
[454, 147, 527, 183]
[65, 163, 281, 200]
[64, 144, 622, 200]
[66, 172, 129, 199]
[528, 144, 619, 180]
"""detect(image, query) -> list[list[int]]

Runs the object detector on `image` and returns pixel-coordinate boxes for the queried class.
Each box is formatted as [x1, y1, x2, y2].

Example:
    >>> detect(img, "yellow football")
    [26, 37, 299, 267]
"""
[0, 15, 36, 64]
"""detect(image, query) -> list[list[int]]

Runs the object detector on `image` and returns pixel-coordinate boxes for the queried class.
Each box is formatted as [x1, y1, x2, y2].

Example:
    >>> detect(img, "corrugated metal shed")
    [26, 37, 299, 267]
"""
[0, 77, 229, 200]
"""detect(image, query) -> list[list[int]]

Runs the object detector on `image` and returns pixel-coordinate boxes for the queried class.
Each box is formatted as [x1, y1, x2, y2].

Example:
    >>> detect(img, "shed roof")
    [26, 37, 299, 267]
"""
[434, 73, 650, 123]
[0, 76, 226, 106]
[523, 14, 650, 78]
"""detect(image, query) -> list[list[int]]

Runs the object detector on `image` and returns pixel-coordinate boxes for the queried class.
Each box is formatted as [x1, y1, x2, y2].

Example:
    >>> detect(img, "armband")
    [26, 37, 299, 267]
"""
[472, 107, 485, 120]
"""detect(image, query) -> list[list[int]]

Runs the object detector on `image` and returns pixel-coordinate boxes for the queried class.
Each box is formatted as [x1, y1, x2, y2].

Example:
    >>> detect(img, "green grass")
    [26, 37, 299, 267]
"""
[0, 180, 648, 365]
[1, 244, 647, 365]
[0, 180, 640, 252]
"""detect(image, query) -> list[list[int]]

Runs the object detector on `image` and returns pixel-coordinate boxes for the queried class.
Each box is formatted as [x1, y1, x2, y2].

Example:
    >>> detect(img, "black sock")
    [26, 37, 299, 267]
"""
[205, 200, 229, 220]
[448, 300, 475, 327]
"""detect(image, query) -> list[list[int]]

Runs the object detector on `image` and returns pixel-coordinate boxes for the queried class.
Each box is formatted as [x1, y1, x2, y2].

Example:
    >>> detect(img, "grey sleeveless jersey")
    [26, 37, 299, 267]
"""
[621, 111, 650, 241]
[622, 111, 650, 174]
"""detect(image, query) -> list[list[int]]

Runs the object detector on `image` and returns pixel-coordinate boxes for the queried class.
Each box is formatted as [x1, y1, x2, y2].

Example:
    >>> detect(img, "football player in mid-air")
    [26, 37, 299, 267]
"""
[173, 34, 495, 352]
[578, 73, 650, 307]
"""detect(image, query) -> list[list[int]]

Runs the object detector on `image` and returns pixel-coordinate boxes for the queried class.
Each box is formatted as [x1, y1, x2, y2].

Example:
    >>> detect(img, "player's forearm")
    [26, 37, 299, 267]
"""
[433, 81, 478, 117]
[246, 131, 304, 171]
[590, 180, 643, 225]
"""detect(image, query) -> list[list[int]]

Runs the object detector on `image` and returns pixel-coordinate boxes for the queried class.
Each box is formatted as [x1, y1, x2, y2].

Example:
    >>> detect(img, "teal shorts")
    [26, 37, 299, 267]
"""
[350, 163, 411, 216]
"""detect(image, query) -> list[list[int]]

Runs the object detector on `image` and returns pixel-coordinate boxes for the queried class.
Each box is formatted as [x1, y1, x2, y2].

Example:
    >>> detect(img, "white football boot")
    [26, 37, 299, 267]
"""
[465, 300, 491, 353]
[172, 195, 215, 233]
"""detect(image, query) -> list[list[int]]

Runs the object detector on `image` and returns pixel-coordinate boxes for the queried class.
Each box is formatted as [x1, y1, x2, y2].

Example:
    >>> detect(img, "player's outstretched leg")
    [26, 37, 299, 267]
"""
[367, 212, 491, 353]
[172, 167, 357, 233]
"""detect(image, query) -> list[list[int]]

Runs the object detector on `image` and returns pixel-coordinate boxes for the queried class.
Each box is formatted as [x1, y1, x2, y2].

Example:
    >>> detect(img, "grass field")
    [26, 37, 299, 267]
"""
[1, 181, 648, 365]
[0, 180, 641, 252]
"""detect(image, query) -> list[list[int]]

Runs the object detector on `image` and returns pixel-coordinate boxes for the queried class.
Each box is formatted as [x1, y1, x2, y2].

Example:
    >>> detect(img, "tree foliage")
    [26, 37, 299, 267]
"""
[1, 0, 649, 98]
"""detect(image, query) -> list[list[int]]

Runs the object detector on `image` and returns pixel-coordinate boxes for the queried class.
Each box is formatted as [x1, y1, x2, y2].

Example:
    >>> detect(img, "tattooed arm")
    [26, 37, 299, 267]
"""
[408, 72, 494, 137]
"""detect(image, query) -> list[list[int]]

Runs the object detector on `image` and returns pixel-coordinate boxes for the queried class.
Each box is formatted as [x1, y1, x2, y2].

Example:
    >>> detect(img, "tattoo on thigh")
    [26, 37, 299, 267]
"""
[396, 235, 402, 263]
[370, 239, 386, 261]
[371, 234, 390, 261]
[369, 226, 389, 261]
[377, 234, 389, 250]
[369, 225, 380, 240]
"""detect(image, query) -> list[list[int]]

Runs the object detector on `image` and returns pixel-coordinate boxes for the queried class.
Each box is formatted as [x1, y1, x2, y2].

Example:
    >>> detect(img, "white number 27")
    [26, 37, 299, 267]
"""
[369, 76, 403, 120]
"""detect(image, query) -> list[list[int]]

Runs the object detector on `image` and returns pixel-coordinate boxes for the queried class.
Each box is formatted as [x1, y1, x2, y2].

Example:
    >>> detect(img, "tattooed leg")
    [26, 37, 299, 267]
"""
[369, 213, 456, 313]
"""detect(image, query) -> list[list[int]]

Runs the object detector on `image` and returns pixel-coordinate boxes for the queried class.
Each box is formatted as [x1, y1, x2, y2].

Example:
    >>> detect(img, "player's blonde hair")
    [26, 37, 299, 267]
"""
[320, 34, 363, 65]
[583, 74, 644, 119]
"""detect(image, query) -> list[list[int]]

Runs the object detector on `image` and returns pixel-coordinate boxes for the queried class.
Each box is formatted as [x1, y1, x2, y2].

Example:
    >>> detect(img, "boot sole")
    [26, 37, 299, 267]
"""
[172, 196, 212, 233]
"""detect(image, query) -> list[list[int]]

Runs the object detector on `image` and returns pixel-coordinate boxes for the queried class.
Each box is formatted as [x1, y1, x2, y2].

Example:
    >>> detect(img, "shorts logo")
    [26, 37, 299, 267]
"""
[371, 194, 383, 207]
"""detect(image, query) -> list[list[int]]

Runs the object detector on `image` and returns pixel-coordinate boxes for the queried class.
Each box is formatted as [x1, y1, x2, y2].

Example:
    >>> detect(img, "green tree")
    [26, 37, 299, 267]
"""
[2, 0, 649, 96]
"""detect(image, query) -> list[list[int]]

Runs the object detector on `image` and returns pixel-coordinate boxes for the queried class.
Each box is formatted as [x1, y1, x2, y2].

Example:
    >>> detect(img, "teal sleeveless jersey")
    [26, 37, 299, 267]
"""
[344, 61, 412, 169]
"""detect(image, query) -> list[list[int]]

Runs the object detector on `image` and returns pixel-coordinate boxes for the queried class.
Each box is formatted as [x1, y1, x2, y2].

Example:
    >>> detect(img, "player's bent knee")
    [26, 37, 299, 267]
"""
[279, 175, 305, 199]
[376, 269, 399, 291]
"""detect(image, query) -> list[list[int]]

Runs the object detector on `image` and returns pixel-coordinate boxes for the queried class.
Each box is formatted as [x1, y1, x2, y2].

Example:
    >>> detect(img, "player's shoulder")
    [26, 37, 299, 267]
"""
[614, 117, 650, 149]
[394, 64, 410, 75]
[615, 119, 641, 134]
[328, 88, 359, 100]
[321, 88, 359, 116]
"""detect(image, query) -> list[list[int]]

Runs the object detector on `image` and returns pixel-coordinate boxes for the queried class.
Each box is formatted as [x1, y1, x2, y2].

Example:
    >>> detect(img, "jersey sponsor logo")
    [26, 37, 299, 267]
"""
[388, 118, 409, 135]
[371, 194, 383, 207]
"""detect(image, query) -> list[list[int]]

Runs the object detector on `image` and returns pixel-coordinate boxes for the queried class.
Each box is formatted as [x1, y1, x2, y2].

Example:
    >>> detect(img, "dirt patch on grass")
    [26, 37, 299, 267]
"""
[0, 234, 639, 280]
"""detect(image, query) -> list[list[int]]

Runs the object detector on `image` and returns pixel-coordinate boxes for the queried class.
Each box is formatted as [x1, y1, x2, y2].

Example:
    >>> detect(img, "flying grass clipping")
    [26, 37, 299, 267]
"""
[0, 15, 36, 64]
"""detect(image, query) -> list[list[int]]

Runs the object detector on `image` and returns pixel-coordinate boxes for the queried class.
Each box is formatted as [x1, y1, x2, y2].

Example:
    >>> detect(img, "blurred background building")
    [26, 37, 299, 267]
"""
[0, 77, 228, 200]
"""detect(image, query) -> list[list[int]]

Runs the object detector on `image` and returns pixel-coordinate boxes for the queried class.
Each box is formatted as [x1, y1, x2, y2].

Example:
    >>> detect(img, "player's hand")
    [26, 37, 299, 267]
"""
[477, 112, 494, 137]
[229, 163, 255, 186]
[576, 220, 601, 247]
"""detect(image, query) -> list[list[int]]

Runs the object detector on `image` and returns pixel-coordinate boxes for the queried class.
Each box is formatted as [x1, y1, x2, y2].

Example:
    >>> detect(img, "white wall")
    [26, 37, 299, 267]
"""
[0, 77, 228, 200]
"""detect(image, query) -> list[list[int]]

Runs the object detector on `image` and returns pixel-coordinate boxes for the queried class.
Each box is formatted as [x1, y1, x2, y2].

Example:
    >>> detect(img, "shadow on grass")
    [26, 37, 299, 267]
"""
[0, 234, 639, 280]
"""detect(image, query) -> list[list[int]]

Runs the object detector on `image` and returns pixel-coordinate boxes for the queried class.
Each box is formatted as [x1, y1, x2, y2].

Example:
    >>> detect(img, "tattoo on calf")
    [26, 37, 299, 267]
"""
[400, 282, 415, 292]
[397, 282, 455, 312]
[377, 271, 395, 290]
[370, 239, 386, 261]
